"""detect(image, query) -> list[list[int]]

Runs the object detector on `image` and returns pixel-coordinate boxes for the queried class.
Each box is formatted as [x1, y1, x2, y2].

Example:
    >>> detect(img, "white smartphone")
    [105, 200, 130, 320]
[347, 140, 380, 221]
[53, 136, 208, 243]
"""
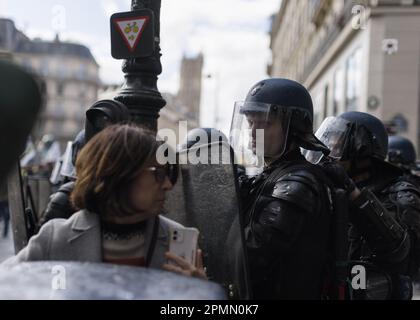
[168, 227, 199, 266]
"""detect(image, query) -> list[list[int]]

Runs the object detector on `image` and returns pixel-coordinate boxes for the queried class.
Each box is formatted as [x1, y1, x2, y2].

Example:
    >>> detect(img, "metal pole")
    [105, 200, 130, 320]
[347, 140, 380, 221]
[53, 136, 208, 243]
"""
[114, 0, 166, 132]
[214, 71, 220, 129]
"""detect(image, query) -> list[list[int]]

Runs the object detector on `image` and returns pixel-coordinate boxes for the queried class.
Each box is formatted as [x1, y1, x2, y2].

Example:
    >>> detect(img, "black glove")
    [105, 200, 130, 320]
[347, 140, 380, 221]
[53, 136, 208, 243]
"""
[320, 161, 356, 195]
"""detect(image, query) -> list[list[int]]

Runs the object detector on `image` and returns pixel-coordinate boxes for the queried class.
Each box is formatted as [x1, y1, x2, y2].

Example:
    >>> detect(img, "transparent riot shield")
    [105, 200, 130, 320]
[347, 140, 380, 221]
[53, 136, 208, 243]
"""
[164, 140, 250, 299]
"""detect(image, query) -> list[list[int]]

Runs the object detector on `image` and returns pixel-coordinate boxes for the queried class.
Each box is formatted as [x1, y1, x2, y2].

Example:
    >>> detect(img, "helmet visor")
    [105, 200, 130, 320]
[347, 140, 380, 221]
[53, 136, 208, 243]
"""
[49, 157, 63, 185]
[304, 117, 353, 164]
[230, 101, 293, 174]
[60, 142, 77, 180]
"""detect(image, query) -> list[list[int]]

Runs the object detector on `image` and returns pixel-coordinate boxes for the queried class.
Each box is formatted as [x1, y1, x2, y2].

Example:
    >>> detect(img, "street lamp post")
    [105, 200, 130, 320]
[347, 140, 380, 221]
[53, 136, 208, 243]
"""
[114, 0, 166, 132]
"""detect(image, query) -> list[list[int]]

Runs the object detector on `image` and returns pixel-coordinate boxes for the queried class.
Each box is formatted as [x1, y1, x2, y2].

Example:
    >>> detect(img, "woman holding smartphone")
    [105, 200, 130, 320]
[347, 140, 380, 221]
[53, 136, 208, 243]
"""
[6, 124, 206, 280]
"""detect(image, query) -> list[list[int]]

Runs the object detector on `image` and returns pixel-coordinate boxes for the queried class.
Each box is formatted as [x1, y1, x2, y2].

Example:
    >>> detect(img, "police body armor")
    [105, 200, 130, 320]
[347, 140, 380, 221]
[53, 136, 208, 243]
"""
[348, 168, 420, 299]
[239, 151, 337, 299]
[306, 113, 420, 300]
[40, 181, 76, 225]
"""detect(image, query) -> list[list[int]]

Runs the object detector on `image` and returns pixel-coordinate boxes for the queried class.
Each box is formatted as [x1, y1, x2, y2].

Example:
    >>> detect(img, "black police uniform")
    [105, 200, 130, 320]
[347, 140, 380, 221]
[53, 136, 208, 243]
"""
[234, 79, 333, 299]
[388, 135, 420, 189]
[314, 112, 420, 299]
[240, 150, 333, 299]
[40, 181, 75, 225]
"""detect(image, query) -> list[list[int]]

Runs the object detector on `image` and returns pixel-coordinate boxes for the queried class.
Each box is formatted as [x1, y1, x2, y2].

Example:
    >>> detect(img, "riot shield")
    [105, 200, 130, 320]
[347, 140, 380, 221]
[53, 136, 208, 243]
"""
[0, 262, 226, 300]
[7, 162, 28, 253]
[164, 139, 250, 299]
[26, 175, 52, 221]
[8, 161, 42, 253]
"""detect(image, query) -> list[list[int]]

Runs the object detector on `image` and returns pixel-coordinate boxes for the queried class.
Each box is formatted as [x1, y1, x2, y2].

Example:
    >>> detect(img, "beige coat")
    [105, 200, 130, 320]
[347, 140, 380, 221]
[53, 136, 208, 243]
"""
[4, 210, 184, 269]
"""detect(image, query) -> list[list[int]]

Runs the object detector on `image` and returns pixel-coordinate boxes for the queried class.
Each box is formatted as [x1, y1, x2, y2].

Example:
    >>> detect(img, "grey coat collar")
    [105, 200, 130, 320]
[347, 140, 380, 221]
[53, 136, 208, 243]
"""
[67, 210, 170, 268]
[68, 210, 100, 243]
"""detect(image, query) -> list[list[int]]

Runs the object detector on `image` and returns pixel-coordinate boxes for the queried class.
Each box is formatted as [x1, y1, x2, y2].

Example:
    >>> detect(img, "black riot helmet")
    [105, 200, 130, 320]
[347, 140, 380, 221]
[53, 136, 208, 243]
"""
[180, 128, 229, 151]
[306, 111, 388, 164]
[59, 130, 86, 180]
[176, 128, 233, 167]
[71, 130, 86, 166]
[339, 111, 388, 161]
[230, 78, 329, 168]
[85, 99, 130, 141]
[388, 135, 416, 165]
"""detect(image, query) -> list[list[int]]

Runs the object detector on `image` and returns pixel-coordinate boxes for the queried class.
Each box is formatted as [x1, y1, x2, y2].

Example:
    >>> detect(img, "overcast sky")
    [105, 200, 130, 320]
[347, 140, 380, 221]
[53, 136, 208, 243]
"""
[0, 0, 280, 134]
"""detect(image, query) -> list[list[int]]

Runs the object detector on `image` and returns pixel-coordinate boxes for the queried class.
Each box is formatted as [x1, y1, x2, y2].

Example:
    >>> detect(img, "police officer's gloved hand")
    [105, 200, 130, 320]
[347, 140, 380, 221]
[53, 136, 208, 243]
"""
[320, 161, 357, 197]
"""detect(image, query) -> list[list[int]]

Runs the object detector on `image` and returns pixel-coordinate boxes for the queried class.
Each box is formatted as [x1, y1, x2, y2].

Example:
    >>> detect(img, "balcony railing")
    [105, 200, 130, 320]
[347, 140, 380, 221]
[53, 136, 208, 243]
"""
[310, 0, 330, 28]
[301, 0, 355, 82]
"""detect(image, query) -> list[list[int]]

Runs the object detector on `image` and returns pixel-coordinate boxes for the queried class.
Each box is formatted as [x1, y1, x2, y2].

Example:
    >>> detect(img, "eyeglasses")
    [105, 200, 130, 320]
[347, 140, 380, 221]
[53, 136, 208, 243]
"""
[145, 164, 178, 185]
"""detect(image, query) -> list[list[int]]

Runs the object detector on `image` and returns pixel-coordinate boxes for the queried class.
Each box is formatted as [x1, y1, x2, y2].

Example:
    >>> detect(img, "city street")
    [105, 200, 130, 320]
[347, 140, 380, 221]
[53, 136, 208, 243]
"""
[1, 0, 420, 302]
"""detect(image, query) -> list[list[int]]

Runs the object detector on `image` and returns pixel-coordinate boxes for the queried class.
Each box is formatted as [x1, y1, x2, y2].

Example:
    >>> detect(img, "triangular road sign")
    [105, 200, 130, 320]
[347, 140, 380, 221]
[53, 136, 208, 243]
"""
[114, 16, 149, 52]
[111, 9, 154, 59]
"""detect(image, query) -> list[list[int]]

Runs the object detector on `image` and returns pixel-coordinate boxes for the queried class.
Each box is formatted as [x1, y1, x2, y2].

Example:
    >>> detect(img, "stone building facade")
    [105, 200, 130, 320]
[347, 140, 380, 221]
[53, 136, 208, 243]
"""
[268, 0, 420, 152]
[0, 18, 100, 148]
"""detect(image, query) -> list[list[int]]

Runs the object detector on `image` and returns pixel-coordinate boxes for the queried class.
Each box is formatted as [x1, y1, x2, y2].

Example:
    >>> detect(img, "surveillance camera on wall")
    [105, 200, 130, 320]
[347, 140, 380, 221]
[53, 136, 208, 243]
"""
[382, 39, 398, 55]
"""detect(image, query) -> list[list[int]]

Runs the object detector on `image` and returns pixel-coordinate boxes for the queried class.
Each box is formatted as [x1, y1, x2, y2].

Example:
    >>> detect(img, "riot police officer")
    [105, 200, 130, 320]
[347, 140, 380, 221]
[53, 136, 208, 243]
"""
[388, 135, 420, 188]
[230, 78, 333, 299]
[307, 112, 420, 300]
[388, 136, 417, 167]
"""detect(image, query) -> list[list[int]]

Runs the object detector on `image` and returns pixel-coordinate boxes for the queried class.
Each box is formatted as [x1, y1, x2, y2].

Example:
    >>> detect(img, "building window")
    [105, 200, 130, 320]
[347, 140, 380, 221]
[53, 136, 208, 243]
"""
[314, 112, 320, 131]
[333, 66, 344, 116]
[57, 82, 65, 96]
[78, 65, 87, 80]
[345, 48, 362, 112]
[79, 88, 86, 100]
[56, 103, 65, 117]
[41, 60, 49, 77]
[313, 90, 324, 129]
[391, 114, 408, 133]
[57, 64, 68, 79]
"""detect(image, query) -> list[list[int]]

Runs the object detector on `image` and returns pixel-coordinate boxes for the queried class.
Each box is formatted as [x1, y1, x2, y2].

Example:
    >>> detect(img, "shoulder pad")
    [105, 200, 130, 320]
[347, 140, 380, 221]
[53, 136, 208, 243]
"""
[387, 180, 420, 197]
[270, 170, 322, 212]
[396, 189, 420, 209]
[58, 181, 75, 194]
